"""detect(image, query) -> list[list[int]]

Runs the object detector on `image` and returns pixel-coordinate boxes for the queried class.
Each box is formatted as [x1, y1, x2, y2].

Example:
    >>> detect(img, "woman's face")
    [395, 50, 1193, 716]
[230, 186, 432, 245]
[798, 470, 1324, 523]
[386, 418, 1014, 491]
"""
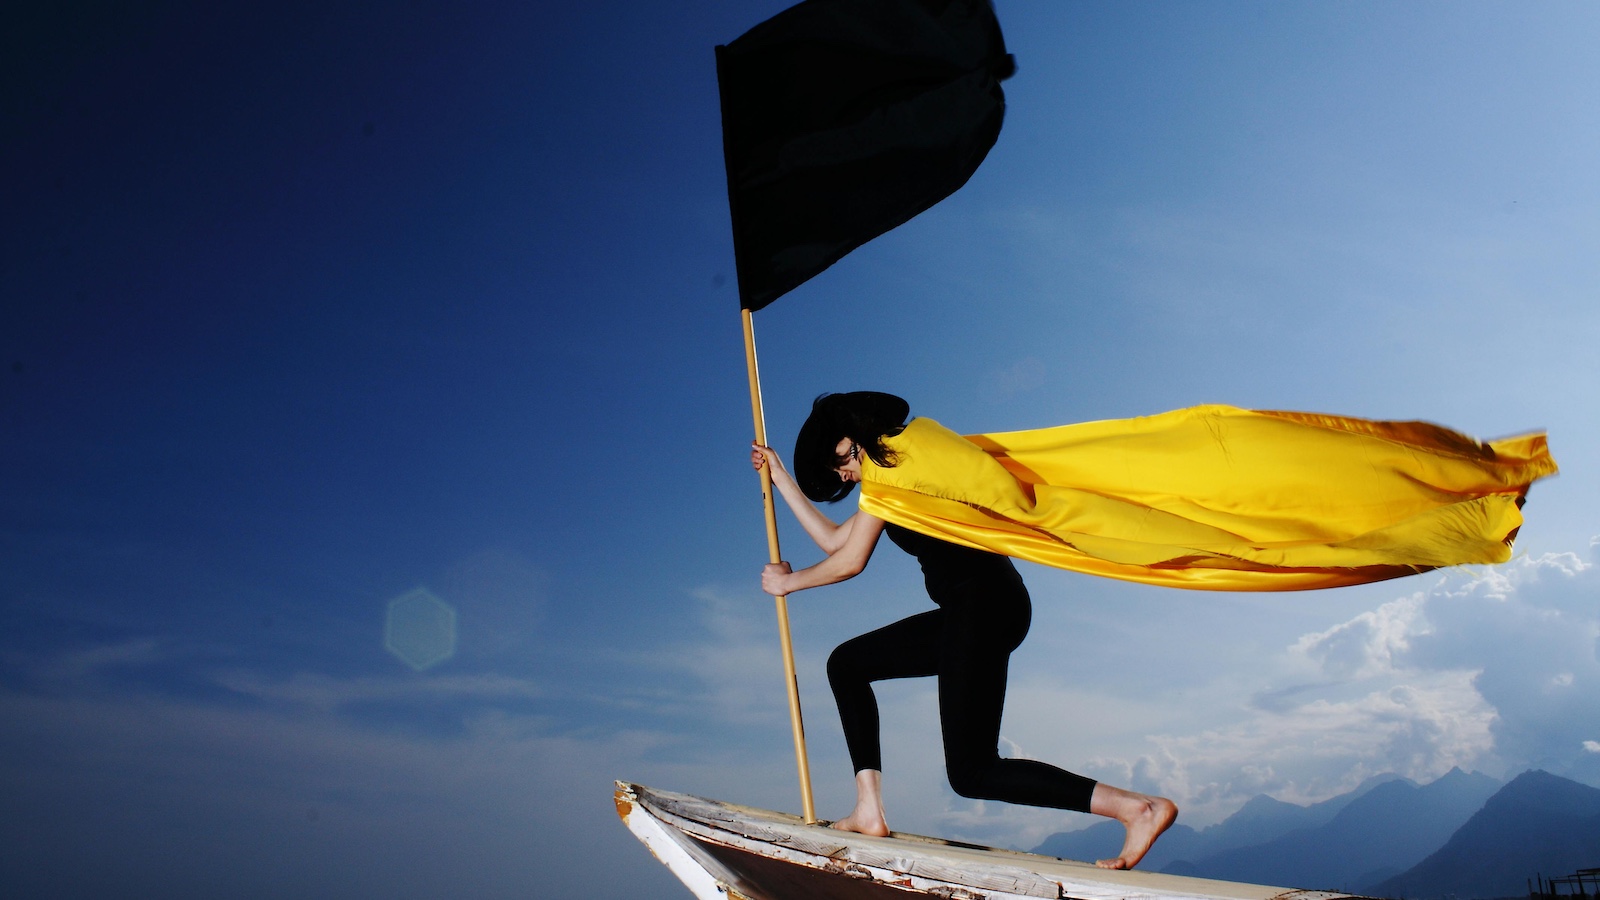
[833, 437, 862, 483]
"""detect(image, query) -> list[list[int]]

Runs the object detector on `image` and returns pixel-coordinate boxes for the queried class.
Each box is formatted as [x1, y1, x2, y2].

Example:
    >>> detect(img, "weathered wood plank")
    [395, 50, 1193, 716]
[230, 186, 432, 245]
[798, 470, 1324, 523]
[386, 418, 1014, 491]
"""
[638, 785, 1063, 898]
[622, 783, 1377, 900]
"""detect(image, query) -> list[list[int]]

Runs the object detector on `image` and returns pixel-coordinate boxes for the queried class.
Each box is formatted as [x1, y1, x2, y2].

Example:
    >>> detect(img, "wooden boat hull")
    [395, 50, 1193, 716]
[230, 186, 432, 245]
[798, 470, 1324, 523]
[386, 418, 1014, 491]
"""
[615, 782, 1371, 900]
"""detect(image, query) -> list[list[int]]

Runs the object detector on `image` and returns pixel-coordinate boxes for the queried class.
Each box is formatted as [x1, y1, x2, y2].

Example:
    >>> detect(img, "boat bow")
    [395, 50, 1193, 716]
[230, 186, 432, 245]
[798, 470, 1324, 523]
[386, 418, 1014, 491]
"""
[615, 781, 1371, 900]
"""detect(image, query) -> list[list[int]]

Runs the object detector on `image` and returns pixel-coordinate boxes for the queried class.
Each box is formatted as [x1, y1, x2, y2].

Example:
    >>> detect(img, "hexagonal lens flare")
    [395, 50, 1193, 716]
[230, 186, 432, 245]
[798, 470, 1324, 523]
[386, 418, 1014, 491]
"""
[384, 588, 457, 671]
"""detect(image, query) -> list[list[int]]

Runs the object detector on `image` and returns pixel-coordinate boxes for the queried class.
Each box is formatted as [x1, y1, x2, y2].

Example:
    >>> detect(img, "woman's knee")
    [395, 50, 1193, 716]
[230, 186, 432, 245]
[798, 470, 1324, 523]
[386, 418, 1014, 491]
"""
[827, 641, 866, 687]
[944, 756, 1000, 801]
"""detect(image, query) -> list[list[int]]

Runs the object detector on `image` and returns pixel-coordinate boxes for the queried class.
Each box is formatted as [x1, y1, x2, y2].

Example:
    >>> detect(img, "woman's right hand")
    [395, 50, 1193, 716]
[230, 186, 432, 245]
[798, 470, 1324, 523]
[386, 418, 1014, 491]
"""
[761, 561, 793, 596]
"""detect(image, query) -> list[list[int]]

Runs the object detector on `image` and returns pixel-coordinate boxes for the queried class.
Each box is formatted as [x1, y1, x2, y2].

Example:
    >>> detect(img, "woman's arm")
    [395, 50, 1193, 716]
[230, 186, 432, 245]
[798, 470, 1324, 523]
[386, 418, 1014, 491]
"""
[751, 443, 852, 554]
[761, 510, 886, 596]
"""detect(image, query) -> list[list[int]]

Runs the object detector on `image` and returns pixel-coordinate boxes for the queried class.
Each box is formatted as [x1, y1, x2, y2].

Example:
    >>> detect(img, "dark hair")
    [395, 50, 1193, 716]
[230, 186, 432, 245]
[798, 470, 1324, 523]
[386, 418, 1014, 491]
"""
[793, 392, 910, 503]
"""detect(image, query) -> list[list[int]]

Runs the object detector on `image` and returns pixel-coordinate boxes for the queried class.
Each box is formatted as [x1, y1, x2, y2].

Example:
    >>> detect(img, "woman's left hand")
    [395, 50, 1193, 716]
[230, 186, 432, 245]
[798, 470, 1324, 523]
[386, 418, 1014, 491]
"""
[761, 561, 793, 596]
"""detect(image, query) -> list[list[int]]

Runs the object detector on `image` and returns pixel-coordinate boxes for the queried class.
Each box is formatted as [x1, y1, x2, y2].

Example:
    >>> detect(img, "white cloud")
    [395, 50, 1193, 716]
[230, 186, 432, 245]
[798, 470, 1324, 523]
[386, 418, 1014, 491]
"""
[1157, 672, 1495, 806]
[1255, 553, 1598, 801]
[15, 637, 167, 683]
[1395, 556, 1600, 768]
[628, 586, 818, 729]
[0, 683, 688, 899]
[983, 356, 1048, 400]
[214, 670, 544, 711]
[1293, 590, 1430, 678]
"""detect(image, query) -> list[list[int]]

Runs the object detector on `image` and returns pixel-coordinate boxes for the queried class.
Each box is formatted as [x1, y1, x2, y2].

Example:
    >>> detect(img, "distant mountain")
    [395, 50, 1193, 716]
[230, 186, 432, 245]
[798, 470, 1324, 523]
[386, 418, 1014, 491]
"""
[1164, 767, 1502, 892]
[1030, 771, 1407, 872]
[1372, 770, 1600, 900]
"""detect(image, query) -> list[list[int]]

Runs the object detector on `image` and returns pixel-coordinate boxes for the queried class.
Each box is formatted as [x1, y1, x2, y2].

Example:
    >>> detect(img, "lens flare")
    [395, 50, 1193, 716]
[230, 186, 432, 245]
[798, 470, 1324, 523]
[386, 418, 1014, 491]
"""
[384, 587, 457, 671]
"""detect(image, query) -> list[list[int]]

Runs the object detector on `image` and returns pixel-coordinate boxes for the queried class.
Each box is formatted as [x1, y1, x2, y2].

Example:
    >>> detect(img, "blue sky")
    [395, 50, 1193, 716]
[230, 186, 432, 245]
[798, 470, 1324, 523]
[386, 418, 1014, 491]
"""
[3, 2, 1598, 898]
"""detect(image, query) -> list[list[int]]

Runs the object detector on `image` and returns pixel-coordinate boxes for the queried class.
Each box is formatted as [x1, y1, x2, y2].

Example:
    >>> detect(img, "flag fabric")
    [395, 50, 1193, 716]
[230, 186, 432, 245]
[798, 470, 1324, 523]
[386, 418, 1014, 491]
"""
[716, 0, 1014, 311]
[856, 406, 1558, 591]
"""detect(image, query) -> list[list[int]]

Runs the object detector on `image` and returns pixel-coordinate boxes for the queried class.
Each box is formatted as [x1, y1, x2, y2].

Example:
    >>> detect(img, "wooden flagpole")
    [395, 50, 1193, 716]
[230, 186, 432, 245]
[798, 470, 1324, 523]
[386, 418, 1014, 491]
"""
[741, 306, 817, 825]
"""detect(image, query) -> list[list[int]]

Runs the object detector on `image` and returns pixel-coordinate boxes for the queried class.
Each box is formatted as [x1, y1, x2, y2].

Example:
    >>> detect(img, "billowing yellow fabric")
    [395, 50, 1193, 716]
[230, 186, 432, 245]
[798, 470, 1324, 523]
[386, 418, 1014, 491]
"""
[857, 405, 1557, 591]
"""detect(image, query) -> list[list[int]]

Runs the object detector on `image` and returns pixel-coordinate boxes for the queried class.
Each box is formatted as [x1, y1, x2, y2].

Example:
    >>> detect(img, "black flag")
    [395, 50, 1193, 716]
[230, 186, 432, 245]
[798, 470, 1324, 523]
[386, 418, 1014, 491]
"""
[716, 0, 1014, 311]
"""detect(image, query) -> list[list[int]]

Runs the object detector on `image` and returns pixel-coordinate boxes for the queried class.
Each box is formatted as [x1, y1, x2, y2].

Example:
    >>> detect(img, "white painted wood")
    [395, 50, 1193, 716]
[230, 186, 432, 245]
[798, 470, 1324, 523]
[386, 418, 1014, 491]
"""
[616, 783, 741, 900]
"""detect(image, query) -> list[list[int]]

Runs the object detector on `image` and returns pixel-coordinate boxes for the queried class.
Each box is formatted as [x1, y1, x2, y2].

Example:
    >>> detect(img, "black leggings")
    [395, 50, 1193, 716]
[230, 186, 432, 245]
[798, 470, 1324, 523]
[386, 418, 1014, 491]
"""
[826, 571, 1097, 813]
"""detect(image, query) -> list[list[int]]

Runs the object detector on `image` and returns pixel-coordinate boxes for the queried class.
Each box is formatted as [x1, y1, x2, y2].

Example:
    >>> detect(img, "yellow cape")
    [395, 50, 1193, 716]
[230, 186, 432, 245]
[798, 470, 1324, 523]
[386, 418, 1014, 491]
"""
[857, 405, 1557, 591]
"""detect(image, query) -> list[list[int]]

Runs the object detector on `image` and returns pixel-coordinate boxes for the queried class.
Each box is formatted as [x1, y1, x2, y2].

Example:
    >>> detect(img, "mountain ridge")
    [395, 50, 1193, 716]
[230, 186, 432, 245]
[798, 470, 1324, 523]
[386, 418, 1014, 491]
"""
[1371, 770, 1600, 899]
[1158, 766, 1502, 891]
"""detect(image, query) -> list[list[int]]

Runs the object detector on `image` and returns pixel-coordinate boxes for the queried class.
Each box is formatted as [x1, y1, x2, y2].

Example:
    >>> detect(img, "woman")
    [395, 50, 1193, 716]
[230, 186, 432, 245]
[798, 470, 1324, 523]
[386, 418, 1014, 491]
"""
[752, 391, 1177, 870]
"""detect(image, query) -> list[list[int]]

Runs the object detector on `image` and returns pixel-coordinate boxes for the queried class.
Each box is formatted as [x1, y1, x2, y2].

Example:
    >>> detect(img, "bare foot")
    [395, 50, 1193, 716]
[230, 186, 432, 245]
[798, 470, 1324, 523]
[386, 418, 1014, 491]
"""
[1089, 784, 1178, 870]
[830, 769, 891, 837]
[829, 808, 890, 837]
